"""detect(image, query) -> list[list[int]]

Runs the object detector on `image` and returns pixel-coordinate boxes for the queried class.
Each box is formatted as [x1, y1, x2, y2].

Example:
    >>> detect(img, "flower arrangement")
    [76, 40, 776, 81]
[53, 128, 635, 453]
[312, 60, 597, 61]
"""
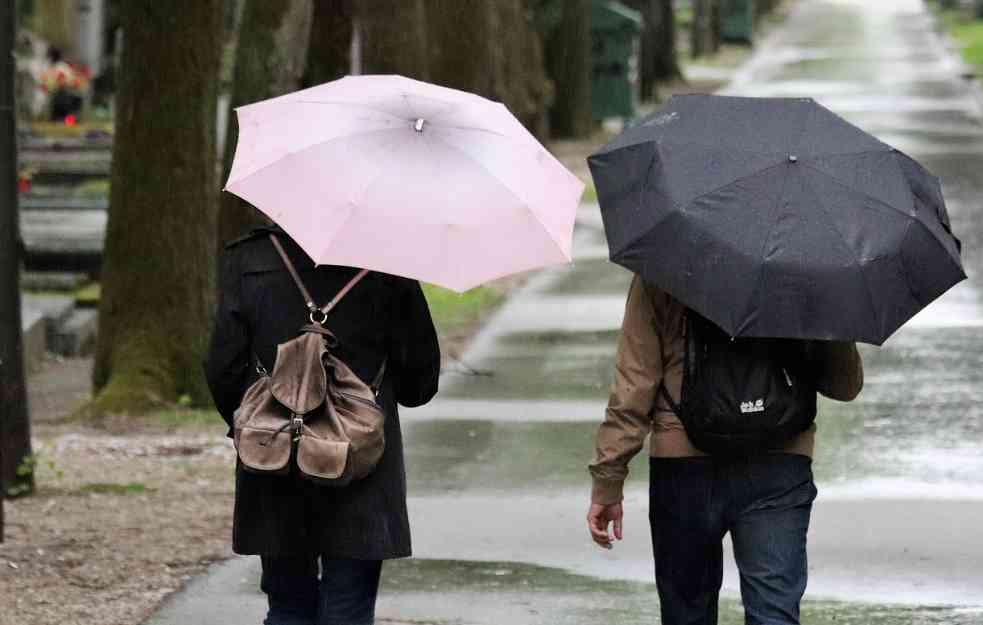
[39, 61, 91, 97]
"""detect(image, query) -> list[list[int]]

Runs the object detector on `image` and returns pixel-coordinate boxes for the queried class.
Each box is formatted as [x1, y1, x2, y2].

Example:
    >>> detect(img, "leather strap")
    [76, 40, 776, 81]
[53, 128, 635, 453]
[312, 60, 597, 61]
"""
[270, 234, 318, 312]
[269, 234, 369, 315]
[269, 234, 386, 393]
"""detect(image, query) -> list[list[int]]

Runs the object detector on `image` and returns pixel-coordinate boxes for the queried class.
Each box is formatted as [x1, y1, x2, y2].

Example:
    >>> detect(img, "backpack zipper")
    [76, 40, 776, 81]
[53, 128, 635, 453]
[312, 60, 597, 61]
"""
[338, 390, 380, 408]
[782, 367, 793, 387]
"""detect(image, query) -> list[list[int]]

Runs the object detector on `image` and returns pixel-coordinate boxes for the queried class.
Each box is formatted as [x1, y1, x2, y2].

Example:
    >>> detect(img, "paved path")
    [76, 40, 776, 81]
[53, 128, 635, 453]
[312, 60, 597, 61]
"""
[147, 1, 983, 623]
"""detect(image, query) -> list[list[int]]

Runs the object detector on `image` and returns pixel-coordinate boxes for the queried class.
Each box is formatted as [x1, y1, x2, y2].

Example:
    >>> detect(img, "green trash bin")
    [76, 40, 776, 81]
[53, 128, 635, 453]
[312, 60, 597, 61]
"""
[591, 0, 642, 122]
[721, 0, 755, 45]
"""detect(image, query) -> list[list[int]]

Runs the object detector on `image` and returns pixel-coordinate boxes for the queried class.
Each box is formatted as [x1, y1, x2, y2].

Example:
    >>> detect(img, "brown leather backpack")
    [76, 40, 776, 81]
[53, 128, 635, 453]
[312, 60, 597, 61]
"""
[232, 234, 386, 486]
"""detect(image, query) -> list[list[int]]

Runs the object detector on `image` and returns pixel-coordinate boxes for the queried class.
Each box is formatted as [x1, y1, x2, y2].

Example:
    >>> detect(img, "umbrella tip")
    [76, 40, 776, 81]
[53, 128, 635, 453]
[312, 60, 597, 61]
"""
[414, 118, 426, 132]
[788, 154, 798, 163]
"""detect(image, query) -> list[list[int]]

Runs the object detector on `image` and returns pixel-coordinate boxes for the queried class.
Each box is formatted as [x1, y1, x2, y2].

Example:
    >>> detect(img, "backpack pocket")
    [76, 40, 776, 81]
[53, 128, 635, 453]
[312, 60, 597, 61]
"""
[234, 424, 292, 474]
[296, 435, 353, 486]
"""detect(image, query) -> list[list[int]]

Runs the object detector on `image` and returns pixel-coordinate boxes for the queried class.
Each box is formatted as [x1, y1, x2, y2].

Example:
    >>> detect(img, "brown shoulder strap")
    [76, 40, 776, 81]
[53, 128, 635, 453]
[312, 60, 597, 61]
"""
[269, 234, 370, 317]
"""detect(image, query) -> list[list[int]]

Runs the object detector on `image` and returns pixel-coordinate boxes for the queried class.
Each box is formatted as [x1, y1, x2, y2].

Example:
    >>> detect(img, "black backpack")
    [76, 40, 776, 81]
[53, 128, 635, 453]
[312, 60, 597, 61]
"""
[659, 312, 817, 455]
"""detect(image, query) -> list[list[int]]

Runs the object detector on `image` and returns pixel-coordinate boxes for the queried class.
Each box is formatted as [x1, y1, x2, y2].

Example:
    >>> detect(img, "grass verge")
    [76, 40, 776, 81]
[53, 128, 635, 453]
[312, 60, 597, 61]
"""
[422, 284, 505, 340]
[932, 3, 983, 74]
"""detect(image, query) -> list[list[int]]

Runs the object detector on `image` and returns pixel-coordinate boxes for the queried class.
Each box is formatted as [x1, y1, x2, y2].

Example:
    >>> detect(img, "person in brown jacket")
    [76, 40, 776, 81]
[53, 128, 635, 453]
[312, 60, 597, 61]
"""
[587, 277, 863, 625]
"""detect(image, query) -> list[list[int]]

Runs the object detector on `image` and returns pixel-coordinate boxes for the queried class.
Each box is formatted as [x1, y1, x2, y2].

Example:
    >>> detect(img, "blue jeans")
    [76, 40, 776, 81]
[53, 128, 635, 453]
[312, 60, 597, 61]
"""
[649, 453, 817, 625]
[260, 555, 382, 625]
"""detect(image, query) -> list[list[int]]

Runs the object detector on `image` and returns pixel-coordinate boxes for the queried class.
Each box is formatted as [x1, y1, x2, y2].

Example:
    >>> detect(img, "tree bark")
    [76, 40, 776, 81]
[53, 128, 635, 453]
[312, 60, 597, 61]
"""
[691, 0, 719, 58]
[626, 0, 682, 101]
[1, 0, 33, 507]
[219, 0, 313, 248]
[90, 0, 224, 415]
[539, 0, 592, 138]
[654, 0, 681, 80]
[303, 0, 354, 87]
[359, 0, 430, 80]
[424, 0, 551, 137]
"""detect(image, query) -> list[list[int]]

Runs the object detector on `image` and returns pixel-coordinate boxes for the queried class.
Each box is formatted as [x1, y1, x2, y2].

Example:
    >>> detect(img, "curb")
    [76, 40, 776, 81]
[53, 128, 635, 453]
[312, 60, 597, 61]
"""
[721, 0, 808, 93]
[926, 7, 983, 120]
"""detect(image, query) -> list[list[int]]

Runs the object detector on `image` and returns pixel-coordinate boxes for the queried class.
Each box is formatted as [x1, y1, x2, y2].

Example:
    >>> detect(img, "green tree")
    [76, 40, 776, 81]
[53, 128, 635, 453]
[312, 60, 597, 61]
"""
[1, 0, 33, 504]
[219, 0, 313, 247]
[691, 0, 720, 58]
[303, 0, 354, 88]
[537, 0, 592, 138]
[89, 0, 224, 416]
[425, 0, 551, 137]
[626, 0, 682, 101]
[359, 0, 430, 79]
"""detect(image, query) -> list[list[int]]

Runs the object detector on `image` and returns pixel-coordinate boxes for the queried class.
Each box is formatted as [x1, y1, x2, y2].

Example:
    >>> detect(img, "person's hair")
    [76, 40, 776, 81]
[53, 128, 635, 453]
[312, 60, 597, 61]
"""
[46, 46, 62, 63]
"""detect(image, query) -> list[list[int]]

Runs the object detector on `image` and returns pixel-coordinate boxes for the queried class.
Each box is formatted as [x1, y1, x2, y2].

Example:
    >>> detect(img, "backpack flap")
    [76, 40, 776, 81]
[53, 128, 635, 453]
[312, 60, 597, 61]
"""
[296, 433, 353, 486]
[675, 313, 817, 455]
[233, 377, 293, 475]
[270, 332, 329, 415]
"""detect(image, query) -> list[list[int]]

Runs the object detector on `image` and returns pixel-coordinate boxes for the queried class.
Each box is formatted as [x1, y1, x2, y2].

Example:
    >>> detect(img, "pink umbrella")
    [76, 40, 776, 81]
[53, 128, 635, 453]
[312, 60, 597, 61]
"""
[225, 75, 584, 292]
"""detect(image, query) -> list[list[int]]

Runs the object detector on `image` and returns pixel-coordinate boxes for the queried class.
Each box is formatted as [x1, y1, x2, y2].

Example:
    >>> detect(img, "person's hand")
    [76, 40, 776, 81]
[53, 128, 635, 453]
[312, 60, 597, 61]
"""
[587, 501, 623, 549]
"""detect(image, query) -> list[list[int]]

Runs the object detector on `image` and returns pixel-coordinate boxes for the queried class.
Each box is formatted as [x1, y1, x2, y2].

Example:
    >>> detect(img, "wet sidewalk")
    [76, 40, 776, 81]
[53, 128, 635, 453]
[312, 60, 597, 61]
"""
[147, 1, 983, 623]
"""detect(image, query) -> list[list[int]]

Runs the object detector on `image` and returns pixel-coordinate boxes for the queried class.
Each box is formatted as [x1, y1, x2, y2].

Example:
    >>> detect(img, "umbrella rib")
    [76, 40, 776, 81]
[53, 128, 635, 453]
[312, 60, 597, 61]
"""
[734, 170, 792, 336]
[636, 138, 785, 160]
[799, 171, 880, 338]
[610, 160, 792, 263]
[799, 162, 912, 219]
[288, 99, 408, 121]
[437, 125, 511, 139]
[428, 135, 571, 262]
[225, 127, 406, 189]
[800, 148, 894, 159]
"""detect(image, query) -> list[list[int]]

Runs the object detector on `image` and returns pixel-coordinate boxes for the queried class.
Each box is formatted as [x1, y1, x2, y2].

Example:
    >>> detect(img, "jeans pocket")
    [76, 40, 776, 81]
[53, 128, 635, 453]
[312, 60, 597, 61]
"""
[746, 454, 817, 513]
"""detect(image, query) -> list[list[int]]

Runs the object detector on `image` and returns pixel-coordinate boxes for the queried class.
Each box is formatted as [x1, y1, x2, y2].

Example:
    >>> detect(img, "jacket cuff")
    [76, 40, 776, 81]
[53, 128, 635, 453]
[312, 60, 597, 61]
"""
[591, 477, 625, 505]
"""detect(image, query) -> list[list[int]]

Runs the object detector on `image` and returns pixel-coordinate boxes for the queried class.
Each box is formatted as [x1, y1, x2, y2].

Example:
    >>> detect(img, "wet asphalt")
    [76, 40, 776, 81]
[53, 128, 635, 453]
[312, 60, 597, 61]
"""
[147, 1, 983, 623]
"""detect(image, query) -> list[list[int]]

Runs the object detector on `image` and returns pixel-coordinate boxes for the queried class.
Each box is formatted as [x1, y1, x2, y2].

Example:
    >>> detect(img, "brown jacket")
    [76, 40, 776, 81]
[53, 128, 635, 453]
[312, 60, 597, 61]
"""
[589, 276, 864, 505]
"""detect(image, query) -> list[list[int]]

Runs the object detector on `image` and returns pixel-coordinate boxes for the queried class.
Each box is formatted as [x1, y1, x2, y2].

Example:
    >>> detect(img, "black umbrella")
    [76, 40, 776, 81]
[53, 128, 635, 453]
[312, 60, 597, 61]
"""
[588, 94, 965, 345]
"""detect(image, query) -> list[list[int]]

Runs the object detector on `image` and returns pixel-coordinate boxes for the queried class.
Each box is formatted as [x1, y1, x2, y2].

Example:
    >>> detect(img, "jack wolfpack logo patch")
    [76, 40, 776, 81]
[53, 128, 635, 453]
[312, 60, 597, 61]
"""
[740, 399, 765, 414]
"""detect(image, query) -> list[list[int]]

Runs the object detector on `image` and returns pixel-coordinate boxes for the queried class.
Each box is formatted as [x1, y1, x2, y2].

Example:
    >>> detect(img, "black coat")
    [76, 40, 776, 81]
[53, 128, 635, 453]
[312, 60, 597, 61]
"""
[204, 227, 440, 559]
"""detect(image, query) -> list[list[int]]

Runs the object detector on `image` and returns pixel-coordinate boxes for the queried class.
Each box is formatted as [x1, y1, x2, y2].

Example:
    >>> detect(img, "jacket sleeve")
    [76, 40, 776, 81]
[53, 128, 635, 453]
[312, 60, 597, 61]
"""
[389, 278, 441, 408]
[204, 247, 251, 437]
[589, 276, 661, 505]
[810, 341, 864, 401]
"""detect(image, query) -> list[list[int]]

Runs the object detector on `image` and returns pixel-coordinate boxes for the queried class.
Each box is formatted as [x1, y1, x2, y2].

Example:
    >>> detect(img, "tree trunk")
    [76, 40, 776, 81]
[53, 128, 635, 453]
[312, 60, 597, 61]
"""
[691, 0, 718, 58]
[303, 0, 354, 87]
[540, 0, 592, 138]
[626, 0, 682, 100]
[654, 0, 681, 80]
[0, 0, 33, 505]
[359, 0, 430, 80]
[90, 0, 224, 416]
[497, 0, 552, 138]
[756, 0, 780, 16]
[219, 0, 313, 248]
[423, 0, 550, 137]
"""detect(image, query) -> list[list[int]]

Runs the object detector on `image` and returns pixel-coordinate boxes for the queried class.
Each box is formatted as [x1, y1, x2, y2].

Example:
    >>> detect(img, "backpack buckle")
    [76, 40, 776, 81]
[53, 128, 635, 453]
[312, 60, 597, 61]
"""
[291, 416, 304, 442]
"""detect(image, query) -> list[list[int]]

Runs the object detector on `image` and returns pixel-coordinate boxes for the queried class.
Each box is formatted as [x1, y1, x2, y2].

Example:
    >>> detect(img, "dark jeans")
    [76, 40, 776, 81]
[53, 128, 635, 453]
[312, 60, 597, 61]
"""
[649, 453, 817, 625]
[260, 555, 382, 625]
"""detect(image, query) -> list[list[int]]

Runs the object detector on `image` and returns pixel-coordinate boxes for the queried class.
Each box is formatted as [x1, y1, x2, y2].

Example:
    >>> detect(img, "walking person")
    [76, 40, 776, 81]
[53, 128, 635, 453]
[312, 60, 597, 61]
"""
[205, 225, 440, 625]
[585, 94, 963, 624]
[586, 277, 862, 624]
[212, 73, 580, 623]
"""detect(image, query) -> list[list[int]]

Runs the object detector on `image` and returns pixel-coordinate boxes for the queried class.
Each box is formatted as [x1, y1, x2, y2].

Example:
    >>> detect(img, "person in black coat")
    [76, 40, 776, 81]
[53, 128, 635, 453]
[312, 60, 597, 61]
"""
[205, 226, 440, 625]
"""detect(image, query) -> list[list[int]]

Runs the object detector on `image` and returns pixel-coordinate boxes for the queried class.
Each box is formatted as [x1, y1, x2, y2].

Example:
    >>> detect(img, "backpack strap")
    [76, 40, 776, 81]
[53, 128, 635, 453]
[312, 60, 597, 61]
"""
[269, 234, 387, 395]
[656, 310, 689, 418]
[269, 234, 369, 322]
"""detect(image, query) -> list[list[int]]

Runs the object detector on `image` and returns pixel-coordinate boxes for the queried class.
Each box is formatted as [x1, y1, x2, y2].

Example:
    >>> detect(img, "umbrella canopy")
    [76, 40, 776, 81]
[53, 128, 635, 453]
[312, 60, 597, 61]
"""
[226, 75, 583, 292]
[588, 94, 965, 345]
